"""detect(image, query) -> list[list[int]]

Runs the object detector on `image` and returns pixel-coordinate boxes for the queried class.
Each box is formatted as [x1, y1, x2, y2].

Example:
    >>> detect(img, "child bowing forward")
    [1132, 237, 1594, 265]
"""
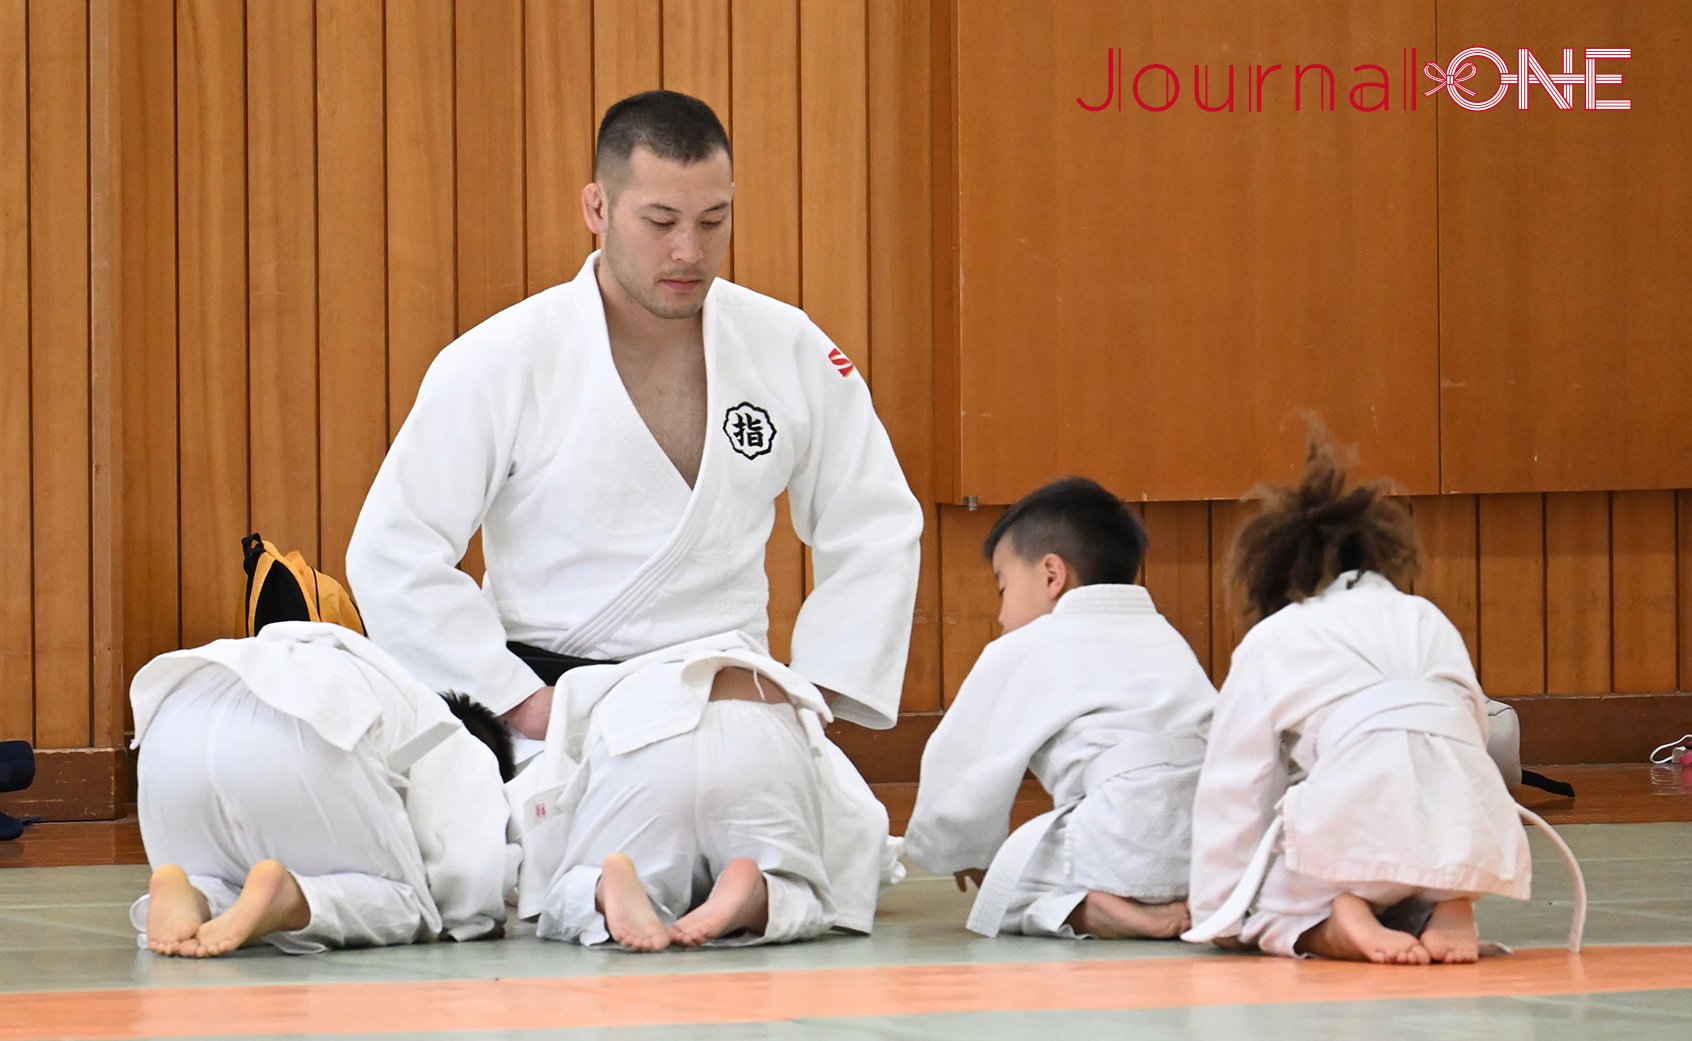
[903, 478, 1216, 939]
[1183, 439, 1531, 964]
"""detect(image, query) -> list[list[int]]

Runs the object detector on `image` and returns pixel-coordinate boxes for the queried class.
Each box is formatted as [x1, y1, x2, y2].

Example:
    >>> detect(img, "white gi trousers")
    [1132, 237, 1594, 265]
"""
[997, 762, 1197, 938]
[538, 699, 830, 946]
[129, 674, 439, 953]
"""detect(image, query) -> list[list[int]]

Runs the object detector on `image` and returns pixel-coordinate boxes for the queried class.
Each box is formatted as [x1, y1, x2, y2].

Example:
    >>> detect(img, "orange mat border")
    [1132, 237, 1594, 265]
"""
[6, 946, 1690, 1039]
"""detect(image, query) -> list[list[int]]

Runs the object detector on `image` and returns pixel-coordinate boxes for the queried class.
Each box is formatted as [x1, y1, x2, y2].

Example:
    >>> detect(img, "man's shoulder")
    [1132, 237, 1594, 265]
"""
[708, 277, 814, 339]
[429, 282, 583, 378]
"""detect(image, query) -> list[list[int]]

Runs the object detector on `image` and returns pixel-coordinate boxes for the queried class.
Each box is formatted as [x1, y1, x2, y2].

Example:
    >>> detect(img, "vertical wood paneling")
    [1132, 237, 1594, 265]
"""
[317, 0, 387, 582]
[592, 0, 660, 121]
[662, 0, 731, 125]
[938, 505, 1001, 706]
[1545, 491, 1611, 695]
[869, 0, 935, 711]
[1208, 499, 1249, 685]
[247, 0, 319, 562]
[1414, 494, 1480, 664]
[799, 0, 868, 380]
[456, 0, 526, 332]
[1680, 490, 1692, 693]
[385, 0, 454, 430]
[108, 0, 178, 695]
[0, 0, 33, 743]
[1611, 490, 1678, 694]
[524, 0, 594, 294]
[88, 0, 120, 748]
[731, 0, 804, 658]
[177, 0, 249, 649]
[1478, 493, 1545, 695]
[30, 0, 91, 748]
[1141, 500, 1211, 673]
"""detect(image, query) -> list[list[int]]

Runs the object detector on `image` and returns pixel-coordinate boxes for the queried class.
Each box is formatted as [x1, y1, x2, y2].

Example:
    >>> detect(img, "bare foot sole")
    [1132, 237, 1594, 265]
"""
[1420, 898, 1480, 964]
[598, 852, 670, 952]
[1296, 892, 1431, 965]
[670, 858, 770, 947]
[146, 865, 211, 957]
[1066, 892, 1191, 939]
[191, 860, 311, 958]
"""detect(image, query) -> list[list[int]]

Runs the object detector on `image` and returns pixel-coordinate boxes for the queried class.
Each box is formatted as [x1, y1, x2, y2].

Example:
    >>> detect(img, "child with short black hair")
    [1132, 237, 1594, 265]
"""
[1183, 438, 1532, 964]
[903, 477, 1216, 938]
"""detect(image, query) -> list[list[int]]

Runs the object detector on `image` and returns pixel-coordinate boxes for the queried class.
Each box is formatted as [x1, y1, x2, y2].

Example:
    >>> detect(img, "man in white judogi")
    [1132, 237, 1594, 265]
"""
[128, 622, 516, 957]
[904, 478, 1214, 939]
[347, 91, 922, 948]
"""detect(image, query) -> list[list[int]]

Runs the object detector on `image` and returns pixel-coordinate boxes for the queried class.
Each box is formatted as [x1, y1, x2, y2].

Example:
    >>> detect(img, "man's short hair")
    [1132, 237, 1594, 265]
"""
[440, 692, 517, 783]
[594, 90, 731, 184]
[982, 477, 1148, 586]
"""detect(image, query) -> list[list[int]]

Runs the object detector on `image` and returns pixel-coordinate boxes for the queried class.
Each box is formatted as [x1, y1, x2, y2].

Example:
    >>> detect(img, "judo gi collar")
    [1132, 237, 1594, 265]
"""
[1052, 584, 1157, 616]
[1314, 570, 1396, 598]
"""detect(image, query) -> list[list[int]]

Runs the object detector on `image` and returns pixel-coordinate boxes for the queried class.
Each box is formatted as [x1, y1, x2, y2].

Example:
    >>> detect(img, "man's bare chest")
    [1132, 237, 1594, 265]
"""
[614, 348, 708, 488]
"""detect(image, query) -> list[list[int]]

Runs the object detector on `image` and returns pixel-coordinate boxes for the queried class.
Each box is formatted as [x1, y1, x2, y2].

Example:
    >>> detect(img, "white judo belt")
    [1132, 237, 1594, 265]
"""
[1182, 681, 1588, 952]
[965, 734, 1206, 938]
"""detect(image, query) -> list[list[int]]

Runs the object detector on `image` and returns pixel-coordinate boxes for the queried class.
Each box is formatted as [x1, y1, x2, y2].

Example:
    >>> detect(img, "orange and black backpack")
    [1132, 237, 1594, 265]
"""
[241, 533, 365, 637]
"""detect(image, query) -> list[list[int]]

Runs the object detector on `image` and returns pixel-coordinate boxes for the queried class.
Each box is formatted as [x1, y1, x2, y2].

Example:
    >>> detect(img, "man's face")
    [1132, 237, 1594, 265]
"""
[590, 146, 733, 321]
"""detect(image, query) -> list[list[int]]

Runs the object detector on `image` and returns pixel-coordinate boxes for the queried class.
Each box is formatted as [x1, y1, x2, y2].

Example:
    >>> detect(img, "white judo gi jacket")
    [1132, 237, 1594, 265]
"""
[903, 586, 1216, 933]
[1186, 572, 1532, 946]
[129, 622, 518, 942]
[346, 253, 923, 729]
[506, 630, 897, 934]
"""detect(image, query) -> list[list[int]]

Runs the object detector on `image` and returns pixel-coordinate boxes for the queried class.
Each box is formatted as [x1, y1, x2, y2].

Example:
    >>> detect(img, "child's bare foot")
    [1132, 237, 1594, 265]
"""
[145, 865, 211, 956]
[1066, 892, 1190, 939]
[1296, 892, 1431, 965]
[597, 852, 670, 952]
[671, 857, 769, 946]
[1420, 898, 1480, 963]
[191, 860, 311, 957]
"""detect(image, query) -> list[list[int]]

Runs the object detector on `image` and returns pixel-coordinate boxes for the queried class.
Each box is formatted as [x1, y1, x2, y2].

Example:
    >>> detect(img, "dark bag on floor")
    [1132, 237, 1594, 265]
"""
[0, 740, 36, 842]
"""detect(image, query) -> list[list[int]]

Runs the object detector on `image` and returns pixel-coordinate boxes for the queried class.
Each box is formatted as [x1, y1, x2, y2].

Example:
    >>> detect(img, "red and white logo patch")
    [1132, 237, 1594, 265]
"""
[827, 347, 855, 378]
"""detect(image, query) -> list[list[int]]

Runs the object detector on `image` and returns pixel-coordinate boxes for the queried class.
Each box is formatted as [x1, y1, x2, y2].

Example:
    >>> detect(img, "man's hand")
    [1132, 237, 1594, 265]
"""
[501, 685, 554, 740]
[954, 869, 986, 892]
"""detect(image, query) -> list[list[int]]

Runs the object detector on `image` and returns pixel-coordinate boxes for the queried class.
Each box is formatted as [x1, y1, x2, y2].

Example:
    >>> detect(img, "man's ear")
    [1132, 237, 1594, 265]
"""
[582, 181, 608, 236]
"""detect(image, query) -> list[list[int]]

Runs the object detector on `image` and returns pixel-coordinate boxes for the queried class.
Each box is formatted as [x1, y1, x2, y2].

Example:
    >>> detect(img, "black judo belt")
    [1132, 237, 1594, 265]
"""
[507, 642, 621, 687]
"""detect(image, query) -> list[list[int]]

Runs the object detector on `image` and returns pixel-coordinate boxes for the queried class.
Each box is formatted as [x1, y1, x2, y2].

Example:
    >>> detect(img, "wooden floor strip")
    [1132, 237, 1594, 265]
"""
[5, 946, 1691, 1039]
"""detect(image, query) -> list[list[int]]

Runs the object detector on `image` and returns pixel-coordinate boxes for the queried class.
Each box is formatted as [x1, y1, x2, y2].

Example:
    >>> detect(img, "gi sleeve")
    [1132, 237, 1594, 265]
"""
[902, 639, 1055, 874]
[1186, 637, 1291, 940]
[404, 727, 518, 941]
[785, 322, 924, 729]
[345, 332, 542, 716]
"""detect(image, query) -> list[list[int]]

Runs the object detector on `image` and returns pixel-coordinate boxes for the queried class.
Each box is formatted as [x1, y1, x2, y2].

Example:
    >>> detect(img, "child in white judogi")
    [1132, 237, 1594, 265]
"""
[1184, 440, 1532, 964]
[509, 633, 896, 952]
[128, 622, 519, 957]
[903, 478, 1216, 939]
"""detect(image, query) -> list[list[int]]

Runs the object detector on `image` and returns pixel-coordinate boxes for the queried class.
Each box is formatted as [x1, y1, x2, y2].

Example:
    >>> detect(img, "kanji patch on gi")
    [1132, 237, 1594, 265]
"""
[723, 402, 777, 460]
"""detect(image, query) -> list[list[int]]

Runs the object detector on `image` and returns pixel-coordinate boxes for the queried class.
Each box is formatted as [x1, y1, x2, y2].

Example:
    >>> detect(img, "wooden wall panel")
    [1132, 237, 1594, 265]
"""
[1438, 2, 1692, 493]
[1413, 494, 1480, 663]
[108, 0, 179, 690]
[1478, 493, 1546, 695]
[662, 0, 732, 129]
[799, 0, 868, 381]
[1141, 501, 1212, 672]
[0, 0, 32, 743]
[457, 0, 527, 333]
[177, 0, 250, 649]
[317, 0, 389, 582]
[730, 0, 804, 659]
[939, 505, 1000, 706]
[1611, 490, 1677, 694]
[1545, 491, 1611, 695]
[593, 0, 661, 120]
[247, 0, 320, 562]
[869, 0, 938, 712]
[1207, 500, 1251, 684]
[385, 0, 455, 431]
[30, 0, 92, 749]
[949, 0, 1438, 504]
[525, 0, 595, 294]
